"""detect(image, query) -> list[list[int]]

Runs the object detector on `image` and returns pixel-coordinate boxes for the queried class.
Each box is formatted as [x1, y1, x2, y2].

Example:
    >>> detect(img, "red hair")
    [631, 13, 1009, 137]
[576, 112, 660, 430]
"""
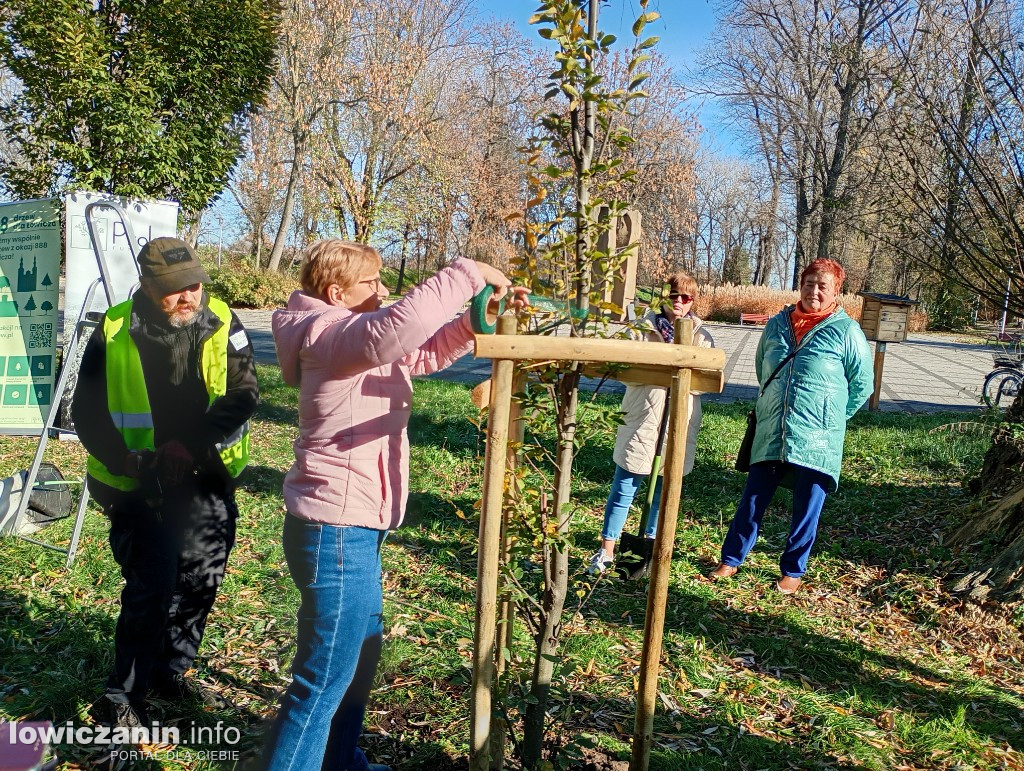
[800, 259, 845, 291]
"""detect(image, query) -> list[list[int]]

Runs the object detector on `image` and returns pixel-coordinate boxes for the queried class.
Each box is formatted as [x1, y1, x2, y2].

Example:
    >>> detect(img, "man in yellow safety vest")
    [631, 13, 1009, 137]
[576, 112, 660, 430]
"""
[72, 236, 259, 730]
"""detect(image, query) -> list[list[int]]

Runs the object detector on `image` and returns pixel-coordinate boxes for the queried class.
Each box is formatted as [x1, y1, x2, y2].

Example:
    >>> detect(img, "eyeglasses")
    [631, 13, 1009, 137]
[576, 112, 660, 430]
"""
[357, 276, 383, 290]
[669, 293, 694, 303]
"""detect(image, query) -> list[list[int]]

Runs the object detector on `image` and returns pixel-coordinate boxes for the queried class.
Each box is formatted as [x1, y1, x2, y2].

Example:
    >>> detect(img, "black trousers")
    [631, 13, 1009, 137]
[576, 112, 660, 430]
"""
[98, 475, 237, 706]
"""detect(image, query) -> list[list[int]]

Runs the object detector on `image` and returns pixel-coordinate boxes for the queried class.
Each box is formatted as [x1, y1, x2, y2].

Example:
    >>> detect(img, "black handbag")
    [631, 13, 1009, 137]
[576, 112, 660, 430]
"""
[735, 349, 798, 472]
[735, 409, 758, 472]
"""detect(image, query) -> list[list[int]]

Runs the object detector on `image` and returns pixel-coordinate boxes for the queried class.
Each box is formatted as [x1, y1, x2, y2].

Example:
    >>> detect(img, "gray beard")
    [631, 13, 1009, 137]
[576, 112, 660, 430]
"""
[167, 309, 200, 328]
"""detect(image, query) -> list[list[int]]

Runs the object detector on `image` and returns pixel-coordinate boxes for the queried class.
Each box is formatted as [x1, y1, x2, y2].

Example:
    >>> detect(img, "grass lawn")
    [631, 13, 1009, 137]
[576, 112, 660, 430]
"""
[1, 364, 1022, 770]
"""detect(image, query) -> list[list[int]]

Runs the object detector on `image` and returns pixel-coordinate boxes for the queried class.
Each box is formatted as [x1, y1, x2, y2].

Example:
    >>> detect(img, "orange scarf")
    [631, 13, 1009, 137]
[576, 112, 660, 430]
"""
[790, 301, 837, 344]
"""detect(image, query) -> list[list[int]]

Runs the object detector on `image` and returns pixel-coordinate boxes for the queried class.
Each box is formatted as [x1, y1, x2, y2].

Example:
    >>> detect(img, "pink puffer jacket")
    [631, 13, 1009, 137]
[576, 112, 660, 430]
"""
[271, 258, 485, 528]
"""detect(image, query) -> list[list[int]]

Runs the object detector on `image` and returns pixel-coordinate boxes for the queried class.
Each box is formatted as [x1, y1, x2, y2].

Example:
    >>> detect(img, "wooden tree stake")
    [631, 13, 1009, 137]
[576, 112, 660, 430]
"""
[490, 368, 526, 769]
[471, 315, 517, 771]
[630, 318, 694, 771]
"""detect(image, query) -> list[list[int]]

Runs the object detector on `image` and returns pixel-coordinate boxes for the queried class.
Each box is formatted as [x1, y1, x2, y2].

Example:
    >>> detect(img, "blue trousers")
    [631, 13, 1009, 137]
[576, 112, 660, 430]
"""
[601, 463, 663, 541]
[263, 517, 385, 771]
[719, 461, 831, 577]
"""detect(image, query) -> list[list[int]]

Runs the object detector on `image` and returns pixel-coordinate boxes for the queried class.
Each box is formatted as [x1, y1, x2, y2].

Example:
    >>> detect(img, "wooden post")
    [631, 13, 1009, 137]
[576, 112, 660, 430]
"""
[490, 368, 526, 769]
[471, 316, 517, 771]
[629, 318, 694, 771]
[869, 341, 886, 411]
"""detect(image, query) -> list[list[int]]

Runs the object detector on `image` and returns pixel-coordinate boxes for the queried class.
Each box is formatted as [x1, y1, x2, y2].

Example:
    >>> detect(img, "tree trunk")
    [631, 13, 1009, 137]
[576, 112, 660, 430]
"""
[180, 210, 202, 248]
[794, 146, 811, 289]
[816, 1, 867, 263]
[268, 130, 306, 273]
[932, 0, 987, 329]
[949, 392, 1024, 600]
[521, 369, 580, 768]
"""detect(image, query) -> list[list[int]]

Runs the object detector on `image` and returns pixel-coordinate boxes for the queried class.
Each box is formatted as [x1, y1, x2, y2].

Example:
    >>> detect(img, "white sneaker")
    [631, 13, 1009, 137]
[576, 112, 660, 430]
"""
[587, 549, 613, 575]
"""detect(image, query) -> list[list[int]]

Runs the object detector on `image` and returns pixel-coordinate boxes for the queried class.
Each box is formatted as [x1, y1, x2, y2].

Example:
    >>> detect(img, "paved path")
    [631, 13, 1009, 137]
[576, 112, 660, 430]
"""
[235, 310, 995, 414]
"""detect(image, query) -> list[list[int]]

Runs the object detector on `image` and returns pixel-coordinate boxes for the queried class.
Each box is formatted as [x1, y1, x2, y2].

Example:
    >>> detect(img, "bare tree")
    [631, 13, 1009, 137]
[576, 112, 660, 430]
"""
[698, 0, 911, 286]
[263, 0, 356, 272]
[314, 0, 474, 244]
[230, 109, 289, 267]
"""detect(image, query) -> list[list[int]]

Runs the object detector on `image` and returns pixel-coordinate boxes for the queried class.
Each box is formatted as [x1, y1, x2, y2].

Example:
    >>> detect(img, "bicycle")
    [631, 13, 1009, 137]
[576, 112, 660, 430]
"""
[982, 354, 1024, 409]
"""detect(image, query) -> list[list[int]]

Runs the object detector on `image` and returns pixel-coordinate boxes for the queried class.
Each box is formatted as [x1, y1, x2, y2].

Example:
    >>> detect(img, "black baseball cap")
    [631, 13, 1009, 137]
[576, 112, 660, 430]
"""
[137, 237, 211, 295]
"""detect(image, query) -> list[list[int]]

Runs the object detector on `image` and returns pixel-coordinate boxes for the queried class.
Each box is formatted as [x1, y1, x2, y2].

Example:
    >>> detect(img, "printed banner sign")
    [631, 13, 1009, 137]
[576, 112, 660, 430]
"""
[62, 191, 179, 345]
[0, 199, 61, 434]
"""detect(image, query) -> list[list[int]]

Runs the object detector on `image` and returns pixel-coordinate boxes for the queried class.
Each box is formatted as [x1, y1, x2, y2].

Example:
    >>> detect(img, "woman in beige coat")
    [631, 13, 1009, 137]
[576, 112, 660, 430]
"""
[588, 271, 714, 574]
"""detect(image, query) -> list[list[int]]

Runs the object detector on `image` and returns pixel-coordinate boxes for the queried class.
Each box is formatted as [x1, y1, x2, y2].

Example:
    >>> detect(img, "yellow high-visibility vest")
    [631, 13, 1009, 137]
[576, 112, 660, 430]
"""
[85, 296, 250, 491]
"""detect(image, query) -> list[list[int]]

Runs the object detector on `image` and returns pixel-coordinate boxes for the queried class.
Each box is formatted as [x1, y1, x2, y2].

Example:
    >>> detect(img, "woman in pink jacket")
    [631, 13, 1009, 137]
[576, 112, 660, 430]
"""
[264, 240, 520, 771]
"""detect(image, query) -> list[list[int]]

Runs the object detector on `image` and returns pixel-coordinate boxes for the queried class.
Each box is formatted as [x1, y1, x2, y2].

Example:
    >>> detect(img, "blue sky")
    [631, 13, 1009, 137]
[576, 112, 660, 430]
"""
[473, 0, 717, 64]
[206, 1, 733, 247]
[472, 0, 735, 152]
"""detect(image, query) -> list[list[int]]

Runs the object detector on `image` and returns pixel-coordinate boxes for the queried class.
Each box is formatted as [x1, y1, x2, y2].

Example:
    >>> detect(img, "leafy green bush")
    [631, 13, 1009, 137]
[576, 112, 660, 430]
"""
[204, 261, 299, 308]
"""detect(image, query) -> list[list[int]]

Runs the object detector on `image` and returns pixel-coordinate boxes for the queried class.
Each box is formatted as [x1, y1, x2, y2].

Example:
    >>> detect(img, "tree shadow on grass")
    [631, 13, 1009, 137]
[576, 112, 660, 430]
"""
[0, 585, 269, 768]
[383, 496, 1023, 767]
[407, 413, 482, 457]
[239, 464, 287, 497]
[690, 467, 976, 607]
[535, 690, 865, 771]
[254, 400, 298, 427]
[576, 582, 1024, 758]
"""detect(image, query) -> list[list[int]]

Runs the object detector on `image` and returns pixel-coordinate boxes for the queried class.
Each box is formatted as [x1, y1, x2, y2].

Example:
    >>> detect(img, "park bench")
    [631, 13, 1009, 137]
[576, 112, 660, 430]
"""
[739, 312, 770, 326]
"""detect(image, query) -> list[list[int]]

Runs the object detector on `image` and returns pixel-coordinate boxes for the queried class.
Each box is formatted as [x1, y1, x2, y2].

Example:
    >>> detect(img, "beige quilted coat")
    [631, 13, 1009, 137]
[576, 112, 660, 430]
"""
[611, 310, 715, 476]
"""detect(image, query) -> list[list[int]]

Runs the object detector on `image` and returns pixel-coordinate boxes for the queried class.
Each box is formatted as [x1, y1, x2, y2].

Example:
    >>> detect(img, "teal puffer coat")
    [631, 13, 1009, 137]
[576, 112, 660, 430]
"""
[750, 307, 874, 491]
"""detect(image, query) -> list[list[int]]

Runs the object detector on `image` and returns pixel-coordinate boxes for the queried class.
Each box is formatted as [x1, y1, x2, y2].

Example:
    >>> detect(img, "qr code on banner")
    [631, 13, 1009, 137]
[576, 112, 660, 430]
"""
[29, 322, 53, 349]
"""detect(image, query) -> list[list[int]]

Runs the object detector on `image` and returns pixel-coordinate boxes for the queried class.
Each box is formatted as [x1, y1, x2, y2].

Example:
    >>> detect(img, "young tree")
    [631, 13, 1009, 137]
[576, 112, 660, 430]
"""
[0, 0, 279, 216]
[487, 2, 661, 767]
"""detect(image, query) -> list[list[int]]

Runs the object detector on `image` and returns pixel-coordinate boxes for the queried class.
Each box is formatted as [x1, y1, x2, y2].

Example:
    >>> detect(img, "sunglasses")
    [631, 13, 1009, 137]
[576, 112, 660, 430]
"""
[669, 293, 694, 303]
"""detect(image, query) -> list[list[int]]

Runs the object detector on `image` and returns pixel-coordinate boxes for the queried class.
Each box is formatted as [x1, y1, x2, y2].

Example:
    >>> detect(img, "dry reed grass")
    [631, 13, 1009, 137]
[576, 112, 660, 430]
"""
[689, 283, 928, 332]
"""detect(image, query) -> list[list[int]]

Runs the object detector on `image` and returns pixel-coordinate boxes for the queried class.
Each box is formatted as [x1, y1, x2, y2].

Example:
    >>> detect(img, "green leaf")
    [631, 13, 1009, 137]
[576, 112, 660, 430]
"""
[628, 54, 653, 74]
[629, 73, 650, 90]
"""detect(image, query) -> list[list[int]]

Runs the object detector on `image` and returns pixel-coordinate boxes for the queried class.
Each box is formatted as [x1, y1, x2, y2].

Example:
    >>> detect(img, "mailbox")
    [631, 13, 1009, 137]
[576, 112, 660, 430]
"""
[856, 292, 919, 411]
[857, 292, 918, 343]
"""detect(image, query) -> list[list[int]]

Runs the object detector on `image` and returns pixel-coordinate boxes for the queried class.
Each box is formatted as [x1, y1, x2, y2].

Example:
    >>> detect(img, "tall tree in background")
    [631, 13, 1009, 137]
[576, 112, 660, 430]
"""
[0, 65, 20, 177]
[603, 52, 699, 287]
[261, 0, 354, 272]
[230, 109, 289, 266]
[885, 0, 1013, 327]
[316, 0, 474, 243]
[0, 0, 279, 216]
[698, 0, 909, 287]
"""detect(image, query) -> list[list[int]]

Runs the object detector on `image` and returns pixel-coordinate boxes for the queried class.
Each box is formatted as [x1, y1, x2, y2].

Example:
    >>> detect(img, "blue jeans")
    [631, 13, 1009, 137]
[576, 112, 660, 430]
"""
[720, 461, 831, 577]
[601, 463, 663, 541]
[263, 517, 385, 771]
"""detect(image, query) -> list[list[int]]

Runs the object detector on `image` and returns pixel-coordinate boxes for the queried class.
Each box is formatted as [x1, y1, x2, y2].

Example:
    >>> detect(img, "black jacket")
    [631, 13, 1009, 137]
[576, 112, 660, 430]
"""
[72, 290, 259, 488]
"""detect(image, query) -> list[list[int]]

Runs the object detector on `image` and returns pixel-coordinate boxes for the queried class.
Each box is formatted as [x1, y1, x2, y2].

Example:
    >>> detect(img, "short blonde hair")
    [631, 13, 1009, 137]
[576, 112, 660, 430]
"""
[300, 239, 382, 297]
[666, 271, 697, 298]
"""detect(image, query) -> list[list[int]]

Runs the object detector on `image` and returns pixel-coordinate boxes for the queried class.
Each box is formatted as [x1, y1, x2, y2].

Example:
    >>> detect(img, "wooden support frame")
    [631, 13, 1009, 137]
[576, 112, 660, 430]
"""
[469, 317, 725, 771]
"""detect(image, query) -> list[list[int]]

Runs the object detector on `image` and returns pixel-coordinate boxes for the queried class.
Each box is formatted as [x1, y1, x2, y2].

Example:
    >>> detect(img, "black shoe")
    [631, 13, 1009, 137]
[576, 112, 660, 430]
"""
[106, 699, 149, 730]
[151, 673, 229, 709]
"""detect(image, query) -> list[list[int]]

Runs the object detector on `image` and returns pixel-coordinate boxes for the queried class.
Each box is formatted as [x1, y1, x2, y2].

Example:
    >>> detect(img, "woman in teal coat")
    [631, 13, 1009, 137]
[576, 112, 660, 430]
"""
[709, 258, 873, 594]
